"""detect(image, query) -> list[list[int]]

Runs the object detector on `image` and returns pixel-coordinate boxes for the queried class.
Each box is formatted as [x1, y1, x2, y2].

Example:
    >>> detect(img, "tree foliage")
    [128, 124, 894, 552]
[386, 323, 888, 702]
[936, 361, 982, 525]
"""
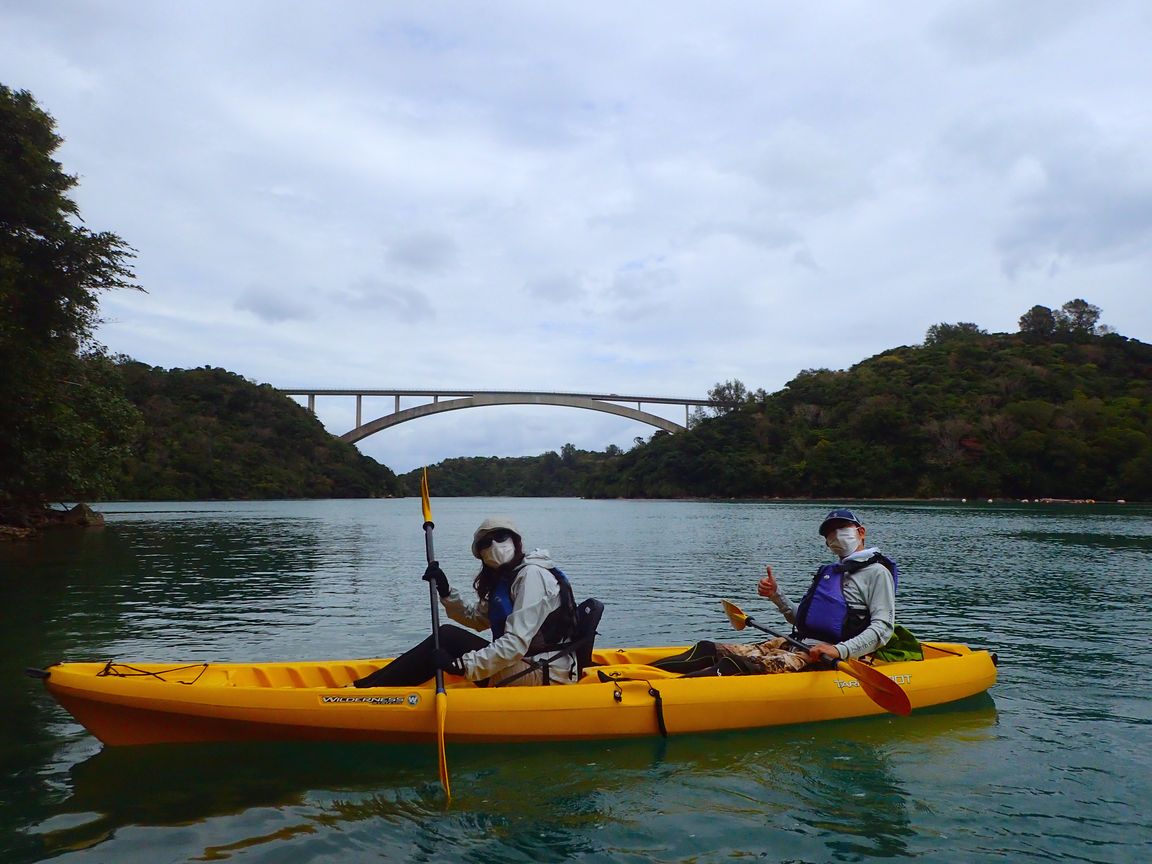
[924, 322, 987, 346]
[108, 363, 403, 500]
[579, 310, 1151, 502]
[1057, 298, 1102, 334]
[1, 85, 142, 522]
[397, 445, 619, 496]
[1019, 299, 1106, 341]
[1018, 305, 1058, 340]
[707, 378, 750, 414]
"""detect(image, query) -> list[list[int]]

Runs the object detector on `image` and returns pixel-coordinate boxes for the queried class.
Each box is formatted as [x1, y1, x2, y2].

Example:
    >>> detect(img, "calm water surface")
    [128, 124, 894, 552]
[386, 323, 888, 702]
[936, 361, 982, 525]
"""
[2, 498, 1150, 863]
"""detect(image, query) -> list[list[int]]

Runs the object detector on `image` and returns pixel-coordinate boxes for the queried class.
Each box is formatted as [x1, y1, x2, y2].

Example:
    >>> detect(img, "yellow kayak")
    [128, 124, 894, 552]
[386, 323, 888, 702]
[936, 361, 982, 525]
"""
[33, 643, 996, 747]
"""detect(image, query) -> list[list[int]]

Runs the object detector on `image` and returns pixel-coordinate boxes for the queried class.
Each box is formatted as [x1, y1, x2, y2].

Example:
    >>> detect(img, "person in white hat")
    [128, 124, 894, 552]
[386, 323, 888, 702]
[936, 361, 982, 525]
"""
[353, 517, 581, 687]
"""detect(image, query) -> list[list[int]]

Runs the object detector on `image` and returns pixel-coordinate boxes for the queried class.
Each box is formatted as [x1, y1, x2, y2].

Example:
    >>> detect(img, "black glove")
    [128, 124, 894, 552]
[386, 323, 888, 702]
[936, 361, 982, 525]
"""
[422, 562, 450, 598]
[433, 647, 466, 677]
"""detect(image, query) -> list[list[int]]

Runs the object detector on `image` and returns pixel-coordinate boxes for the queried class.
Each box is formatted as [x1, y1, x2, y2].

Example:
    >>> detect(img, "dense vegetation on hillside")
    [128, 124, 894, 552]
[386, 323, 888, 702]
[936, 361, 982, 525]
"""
[108, 363, 404, 500]
[398, 445, 617, 496]
[401, 308, 1150, 502]
[579, 327, 1152, 501]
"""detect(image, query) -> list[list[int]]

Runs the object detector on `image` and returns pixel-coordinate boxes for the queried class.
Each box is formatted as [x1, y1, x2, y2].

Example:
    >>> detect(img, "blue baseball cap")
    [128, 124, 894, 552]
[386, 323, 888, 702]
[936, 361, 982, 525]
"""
[818, 508, 863, 536]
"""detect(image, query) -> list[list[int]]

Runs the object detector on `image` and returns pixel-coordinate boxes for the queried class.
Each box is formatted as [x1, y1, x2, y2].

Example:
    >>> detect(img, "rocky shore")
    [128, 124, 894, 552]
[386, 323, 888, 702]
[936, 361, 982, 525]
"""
[0, 503, 104, 541]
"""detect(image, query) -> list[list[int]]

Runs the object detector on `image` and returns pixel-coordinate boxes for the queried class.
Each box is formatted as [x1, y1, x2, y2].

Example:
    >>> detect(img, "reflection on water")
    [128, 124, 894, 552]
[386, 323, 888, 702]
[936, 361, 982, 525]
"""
[36, 698, 998, 861]
[3, 498, 1151, 863]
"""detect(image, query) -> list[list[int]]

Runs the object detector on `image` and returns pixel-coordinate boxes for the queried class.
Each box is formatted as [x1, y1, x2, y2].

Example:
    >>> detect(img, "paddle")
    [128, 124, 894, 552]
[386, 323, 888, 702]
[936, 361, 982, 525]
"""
[720, 599, 912, 716]
[421, 468, 451, 800]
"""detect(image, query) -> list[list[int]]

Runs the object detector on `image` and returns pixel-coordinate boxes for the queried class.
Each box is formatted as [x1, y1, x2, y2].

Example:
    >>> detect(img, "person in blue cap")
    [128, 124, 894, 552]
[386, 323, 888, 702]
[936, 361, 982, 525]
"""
[653, 508, 898, 675]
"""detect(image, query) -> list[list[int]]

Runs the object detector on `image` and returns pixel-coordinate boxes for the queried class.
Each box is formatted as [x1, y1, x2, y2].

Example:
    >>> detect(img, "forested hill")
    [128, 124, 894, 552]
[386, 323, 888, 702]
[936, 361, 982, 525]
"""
[109, 363, 404, 500]
[398, 447, 618, 497]
[579, 331, 1152, 501]
[109, 329, 1151, 504]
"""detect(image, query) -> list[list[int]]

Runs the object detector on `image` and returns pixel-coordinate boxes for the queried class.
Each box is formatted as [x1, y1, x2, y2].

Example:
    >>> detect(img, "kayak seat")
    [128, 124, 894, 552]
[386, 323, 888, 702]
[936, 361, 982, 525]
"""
[494, 597, 605, 687]
[570, 597, 605, 673]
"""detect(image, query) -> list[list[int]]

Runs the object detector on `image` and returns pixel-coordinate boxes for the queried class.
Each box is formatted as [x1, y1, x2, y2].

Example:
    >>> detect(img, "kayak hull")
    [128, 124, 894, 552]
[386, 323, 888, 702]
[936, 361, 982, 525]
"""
[40, 643, 996, 747]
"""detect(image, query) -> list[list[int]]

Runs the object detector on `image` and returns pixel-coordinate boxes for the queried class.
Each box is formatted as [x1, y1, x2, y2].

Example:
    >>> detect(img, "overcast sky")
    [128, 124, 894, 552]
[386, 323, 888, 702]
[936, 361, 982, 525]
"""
[4, 1, 1151, 473]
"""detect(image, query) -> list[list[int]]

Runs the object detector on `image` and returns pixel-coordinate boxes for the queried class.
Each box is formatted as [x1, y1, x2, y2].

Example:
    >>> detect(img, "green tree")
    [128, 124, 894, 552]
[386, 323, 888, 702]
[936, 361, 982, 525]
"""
[924, 322, 987, 346]
[1018, 305, 1057, 340]
[0, 85, 142, 524]
[706, 378, 749, 415]
[1056, 298, 1102, 335]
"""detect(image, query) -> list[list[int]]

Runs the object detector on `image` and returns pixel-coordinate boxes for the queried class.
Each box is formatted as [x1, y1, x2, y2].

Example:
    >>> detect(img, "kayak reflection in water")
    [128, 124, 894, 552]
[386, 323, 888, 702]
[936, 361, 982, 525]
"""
[353, 517, 582, 688]
[653, 508, 900, 676]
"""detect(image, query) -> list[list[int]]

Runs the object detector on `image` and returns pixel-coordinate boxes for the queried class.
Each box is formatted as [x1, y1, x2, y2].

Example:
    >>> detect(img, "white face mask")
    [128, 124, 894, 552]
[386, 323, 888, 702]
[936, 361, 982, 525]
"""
[480, 538, 516, 568]
[826, 527, 862, 559]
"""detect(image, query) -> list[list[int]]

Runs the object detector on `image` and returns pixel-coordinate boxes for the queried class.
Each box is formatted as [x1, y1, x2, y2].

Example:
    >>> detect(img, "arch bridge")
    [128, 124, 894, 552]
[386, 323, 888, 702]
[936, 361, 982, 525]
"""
[278, 388, 715, 443]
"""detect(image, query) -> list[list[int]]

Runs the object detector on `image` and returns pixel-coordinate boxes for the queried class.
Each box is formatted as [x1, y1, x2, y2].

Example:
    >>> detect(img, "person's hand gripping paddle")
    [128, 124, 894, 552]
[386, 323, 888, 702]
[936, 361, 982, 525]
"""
[720, 599, 911, 716]
[421, 468, 451, 800]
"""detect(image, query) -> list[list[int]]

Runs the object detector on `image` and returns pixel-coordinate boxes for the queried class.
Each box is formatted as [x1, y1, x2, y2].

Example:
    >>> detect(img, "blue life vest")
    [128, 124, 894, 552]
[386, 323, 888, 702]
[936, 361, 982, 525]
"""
[488, 566, 577, 654]
[794, 553, 899, 644]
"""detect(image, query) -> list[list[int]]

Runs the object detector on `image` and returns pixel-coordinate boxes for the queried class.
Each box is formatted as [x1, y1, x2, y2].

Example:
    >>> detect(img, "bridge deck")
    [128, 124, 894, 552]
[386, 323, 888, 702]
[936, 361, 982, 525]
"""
[280, 388, 712, 406]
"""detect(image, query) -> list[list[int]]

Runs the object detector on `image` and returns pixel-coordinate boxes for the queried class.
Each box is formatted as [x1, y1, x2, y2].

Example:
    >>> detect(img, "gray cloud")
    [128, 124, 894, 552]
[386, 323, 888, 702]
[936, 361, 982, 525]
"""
[525, 273, 586, 304]
[385, 231, 459, 273]
[931, 0, 1091, 64]
[687, 220, 802, 253]
[609, 263, 677, 301]
[331, 278, 435, 323]
[938, 108, 1152, 278]
[733, 122, 876, 216]
[235, 288, 314, 323]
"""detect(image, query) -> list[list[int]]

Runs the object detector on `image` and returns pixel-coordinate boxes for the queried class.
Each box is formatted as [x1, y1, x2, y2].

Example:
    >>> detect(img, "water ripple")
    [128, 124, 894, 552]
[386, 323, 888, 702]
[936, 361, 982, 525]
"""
[3, 498, 1150, 864]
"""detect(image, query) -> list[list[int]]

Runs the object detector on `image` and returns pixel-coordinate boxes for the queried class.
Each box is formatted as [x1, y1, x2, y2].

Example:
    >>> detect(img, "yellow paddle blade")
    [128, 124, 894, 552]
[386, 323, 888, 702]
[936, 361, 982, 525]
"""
[721, 599, 749, 631]
[420, 468, 433, 525]
[435, 690, 451, 801]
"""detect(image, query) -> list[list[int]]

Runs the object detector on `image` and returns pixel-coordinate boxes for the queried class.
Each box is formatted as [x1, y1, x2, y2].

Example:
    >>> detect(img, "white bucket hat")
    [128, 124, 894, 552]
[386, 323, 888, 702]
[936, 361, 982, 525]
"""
[471, 516, 521, 558]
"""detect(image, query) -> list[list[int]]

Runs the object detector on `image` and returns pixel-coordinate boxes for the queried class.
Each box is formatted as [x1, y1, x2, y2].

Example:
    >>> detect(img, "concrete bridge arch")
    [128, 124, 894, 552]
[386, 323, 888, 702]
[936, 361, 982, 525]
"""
[342, 392, 682, 443]
[279, 389, 713, 443]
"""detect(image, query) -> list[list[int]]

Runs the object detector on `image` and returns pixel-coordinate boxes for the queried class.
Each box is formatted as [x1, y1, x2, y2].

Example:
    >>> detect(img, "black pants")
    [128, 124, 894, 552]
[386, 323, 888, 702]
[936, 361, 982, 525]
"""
[650, 641, 747, 677]
[353, 624, 489, 687]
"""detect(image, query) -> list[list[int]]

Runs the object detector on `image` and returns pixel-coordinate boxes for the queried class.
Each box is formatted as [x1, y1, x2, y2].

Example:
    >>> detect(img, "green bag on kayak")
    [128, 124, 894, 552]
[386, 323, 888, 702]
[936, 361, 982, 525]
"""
[874, 624, 923, 662]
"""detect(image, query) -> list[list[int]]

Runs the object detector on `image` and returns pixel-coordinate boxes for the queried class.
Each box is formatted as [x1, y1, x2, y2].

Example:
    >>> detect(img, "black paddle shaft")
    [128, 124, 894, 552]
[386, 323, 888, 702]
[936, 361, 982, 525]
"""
[743, 616, 811, 653]
[424, 521, 443, 655]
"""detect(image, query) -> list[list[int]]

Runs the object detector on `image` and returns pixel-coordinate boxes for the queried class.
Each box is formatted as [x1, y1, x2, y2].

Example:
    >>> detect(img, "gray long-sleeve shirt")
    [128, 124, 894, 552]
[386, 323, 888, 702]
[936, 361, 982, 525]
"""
[768, 547, 896, 660]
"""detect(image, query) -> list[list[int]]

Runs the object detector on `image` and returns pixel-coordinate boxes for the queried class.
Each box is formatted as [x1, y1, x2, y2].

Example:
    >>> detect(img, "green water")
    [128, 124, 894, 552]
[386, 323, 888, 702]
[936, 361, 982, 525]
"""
[2, 498, 1150, 862]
